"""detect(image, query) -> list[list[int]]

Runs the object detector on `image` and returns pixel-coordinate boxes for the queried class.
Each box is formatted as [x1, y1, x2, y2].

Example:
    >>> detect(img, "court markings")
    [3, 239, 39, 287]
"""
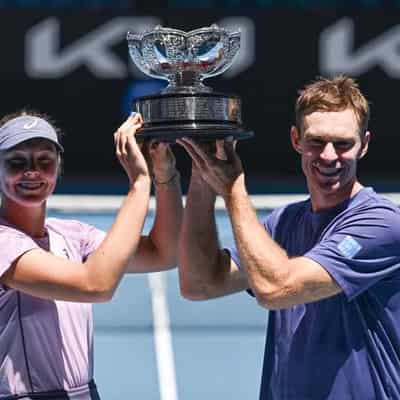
[48, 193, 400, 212]
[148, 272, 179, 400]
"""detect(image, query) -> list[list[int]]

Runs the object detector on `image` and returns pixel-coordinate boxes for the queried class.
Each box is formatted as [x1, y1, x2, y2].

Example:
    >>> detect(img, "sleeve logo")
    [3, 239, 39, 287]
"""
[337, 235, 362, 259]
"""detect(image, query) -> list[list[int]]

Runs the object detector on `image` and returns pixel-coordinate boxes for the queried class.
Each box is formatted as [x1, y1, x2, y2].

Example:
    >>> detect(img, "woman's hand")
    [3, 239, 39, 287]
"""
[146, 140, 178, 184]
[114, 113, 150, 185]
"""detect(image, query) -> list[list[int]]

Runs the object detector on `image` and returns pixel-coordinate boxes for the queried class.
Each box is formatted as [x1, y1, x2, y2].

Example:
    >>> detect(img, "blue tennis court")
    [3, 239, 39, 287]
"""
[48, 209, 269, 399]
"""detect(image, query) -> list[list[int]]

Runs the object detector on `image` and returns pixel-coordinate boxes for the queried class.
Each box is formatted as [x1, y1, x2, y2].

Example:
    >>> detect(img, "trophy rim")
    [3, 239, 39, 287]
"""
[135, 124, 254, 142]
[132, 91, 241, 101]
[127, 24, 240, 42]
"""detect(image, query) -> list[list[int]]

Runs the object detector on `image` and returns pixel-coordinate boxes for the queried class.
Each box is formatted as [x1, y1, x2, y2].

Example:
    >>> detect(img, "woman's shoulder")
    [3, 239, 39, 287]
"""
[45, 217, 96, 237]
[0, 217, 31, 238]
[46, 217, 92, 228]
[46, 217, 105, 244]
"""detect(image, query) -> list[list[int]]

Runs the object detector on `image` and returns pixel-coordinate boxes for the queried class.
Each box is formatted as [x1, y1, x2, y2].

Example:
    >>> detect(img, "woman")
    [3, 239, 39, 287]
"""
[0, 110, 182, 399]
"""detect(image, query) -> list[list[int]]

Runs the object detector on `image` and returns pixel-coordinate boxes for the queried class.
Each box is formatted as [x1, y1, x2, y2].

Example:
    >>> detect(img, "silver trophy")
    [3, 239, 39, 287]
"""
[127, 24, 253, 141]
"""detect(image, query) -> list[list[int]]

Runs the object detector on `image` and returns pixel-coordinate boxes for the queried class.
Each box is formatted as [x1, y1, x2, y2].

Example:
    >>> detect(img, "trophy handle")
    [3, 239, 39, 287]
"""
[127, 25, 241, 90]
[127, 32, 169, 81]
[202, 31, 241, 79]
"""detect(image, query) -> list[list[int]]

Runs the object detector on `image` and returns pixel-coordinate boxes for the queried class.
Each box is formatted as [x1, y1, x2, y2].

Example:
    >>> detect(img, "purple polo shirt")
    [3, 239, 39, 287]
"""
[0, 217, 105, 398]
[230, 188, 400, 400]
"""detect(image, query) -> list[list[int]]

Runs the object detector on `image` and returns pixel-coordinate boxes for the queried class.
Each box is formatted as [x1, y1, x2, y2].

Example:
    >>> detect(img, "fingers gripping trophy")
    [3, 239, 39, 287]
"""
[127, 24, 254, 142]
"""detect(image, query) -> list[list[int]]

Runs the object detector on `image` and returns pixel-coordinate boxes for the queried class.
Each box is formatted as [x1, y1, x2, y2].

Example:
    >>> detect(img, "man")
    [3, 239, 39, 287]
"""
[177, 76, 400, 400]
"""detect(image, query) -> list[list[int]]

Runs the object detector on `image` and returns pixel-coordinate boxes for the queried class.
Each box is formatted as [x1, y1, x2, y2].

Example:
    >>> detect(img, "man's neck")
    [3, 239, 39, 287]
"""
[310, 181, 364, 212]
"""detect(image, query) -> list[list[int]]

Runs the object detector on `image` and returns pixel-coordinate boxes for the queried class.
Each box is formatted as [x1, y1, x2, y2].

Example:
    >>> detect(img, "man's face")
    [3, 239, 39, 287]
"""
[291, 108, 369, 203]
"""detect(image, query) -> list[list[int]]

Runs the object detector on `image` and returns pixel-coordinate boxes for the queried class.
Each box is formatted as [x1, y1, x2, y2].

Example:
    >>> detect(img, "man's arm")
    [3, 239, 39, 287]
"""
[178, 138, 341, 309]
[226, 180, 341, 310]
[178, 167, 248, 300]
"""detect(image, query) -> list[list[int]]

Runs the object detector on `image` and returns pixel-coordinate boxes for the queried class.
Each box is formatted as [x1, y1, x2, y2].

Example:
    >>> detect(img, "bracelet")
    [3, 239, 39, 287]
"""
[153, 171, 180, 185]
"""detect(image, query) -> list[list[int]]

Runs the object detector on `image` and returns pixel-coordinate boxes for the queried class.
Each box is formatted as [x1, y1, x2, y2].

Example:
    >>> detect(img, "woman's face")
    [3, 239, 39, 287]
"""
[0, 138, 60, 207]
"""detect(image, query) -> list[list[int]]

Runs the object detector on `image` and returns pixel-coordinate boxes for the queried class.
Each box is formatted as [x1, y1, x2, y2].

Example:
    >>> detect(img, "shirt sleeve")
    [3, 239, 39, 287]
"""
[0, 227, 39, 280]
[305, 207, 400, 301]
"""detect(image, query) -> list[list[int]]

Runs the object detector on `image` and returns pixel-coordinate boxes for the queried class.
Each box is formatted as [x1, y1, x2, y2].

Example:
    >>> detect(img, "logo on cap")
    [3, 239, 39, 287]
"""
[23, 118, 39, 130]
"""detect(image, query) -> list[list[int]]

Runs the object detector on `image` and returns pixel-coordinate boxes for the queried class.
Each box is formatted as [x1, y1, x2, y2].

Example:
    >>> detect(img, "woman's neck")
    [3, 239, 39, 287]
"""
[0, 200, 47, 237]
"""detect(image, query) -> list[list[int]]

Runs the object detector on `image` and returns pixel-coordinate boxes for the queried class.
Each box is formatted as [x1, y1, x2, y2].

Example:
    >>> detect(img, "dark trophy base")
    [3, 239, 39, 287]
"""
[136, 122, 254, 142]
[133, 92, 254, 142]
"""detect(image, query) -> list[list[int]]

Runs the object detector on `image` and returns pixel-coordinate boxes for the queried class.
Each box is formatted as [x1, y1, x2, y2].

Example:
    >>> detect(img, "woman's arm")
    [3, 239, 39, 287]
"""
[126, 141, 183, 273]
[1, 114, 151, 302]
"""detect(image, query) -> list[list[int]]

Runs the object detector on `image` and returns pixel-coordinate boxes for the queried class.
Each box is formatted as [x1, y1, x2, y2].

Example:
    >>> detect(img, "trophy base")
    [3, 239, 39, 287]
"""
[136, 122, 254, 142]
[133, 92, 253, 142]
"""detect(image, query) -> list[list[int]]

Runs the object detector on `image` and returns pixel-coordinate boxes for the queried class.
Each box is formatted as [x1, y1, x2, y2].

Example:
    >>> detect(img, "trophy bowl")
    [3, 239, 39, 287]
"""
[127, 24, 254, 142]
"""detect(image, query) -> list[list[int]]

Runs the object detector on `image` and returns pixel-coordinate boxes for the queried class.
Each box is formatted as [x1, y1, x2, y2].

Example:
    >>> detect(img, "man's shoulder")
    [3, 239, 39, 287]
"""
[265, 199, 311, 231]
[271, 199, 311, 215]
[348, 188, 400, 217]
[271, 198, 310, 219]
[332, 189, 400, 239]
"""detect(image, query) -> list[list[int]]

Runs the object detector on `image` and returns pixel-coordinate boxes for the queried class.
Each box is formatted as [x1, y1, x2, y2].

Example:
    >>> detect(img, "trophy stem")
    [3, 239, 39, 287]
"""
[162, 71, 212, 94]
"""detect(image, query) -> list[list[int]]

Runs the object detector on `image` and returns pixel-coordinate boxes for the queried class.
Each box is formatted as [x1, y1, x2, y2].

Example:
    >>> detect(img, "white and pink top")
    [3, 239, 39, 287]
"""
[0, 217, 106, 399]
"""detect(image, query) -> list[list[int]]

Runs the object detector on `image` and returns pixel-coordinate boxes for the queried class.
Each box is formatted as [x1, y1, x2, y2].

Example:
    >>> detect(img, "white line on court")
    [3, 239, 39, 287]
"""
[47, 193, 400, 213]
[46, 194, 308, 212]
[148, 272, 179, 400]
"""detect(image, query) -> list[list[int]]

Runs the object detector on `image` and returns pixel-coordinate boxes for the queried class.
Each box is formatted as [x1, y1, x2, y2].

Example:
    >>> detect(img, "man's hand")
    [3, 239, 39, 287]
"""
[144, 140, 177, 184]
[177, 137, 244, 198]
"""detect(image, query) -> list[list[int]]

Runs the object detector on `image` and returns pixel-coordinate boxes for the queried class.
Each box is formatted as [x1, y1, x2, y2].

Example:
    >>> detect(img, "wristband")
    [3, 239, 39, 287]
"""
[153, 171, 180, 185]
